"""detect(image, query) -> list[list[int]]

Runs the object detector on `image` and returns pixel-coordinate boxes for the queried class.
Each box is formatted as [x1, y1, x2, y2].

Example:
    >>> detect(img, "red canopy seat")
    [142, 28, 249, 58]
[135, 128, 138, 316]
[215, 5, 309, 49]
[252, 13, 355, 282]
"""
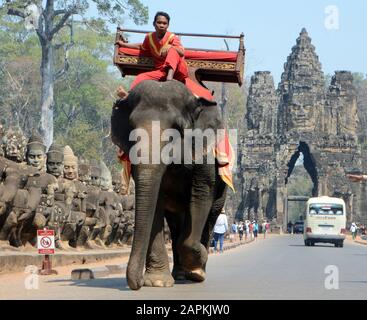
[114, 28, 245, 87]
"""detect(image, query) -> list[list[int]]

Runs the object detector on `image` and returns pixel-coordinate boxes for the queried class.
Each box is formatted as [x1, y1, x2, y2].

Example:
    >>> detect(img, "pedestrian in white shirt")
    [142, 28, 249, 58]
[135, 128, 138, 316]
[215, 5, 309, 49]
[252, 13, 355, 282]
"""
[213, 209, 228, 253]
[350, 222, 358, 240]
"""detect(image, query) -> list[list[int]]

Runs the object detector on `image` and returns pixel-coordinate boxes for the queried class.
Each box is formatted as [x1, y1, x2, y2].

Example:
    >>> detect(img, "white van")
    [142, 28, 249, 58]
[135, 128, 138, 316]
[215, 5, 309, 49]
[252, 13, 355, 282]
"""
[304, 196, 346, 247]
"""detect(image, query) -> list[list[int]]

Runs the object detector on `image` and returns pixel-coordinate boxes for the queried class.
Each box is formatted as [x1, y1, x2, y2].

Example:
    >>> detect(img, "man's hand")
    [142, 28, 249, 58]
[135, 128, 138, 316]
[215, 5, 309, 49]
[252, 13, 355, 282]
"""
[117, 86, 128, 99]
[161, 45, 172, 57]
[115, 40, 126, 47]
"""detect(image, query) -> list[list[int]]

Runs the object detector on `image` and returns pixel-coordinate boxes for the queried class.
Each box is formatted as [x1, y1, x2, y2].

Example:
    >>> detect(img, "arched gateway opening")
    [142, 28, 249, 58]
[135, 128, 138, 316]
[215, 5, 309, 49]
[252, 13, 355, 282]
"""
[284, 142, 319, 228]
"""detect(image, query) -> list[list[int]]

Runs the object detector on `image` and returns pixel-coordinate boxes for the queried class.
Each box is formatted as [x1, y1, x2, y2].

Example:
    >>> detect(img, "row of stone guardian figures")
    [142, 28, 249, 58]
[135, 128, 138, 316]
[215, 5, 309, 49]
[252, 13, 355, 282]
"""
[0, 124, 135, 250]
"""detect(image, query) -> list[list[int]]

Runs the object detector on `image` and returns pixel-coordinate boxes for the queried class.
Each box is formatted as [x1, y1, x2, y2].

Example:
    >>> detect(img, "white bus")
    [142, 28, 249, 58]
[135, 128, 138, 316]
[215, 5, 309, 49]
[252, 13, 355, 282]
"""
[304, 196, 346, 247]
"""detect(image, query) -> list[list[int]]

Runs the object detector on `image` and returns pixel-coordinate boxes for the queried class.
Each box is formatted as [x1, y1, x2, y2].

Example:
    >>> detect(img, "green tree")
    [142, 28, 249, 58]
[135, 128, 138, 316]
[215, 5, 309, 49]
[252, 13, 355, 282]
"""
[0, 15, 41, 133]
[2, 0, 148, 147]
[52, 24, 128, 167]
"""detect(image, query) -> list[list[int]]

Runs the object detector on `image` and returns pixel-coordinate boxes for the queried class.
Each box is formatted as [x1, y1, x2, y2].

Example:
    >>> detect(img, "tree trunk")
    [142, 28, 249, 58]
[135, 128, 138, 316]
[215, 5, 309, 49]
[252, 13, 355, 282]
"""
[40, 43, 54, 148]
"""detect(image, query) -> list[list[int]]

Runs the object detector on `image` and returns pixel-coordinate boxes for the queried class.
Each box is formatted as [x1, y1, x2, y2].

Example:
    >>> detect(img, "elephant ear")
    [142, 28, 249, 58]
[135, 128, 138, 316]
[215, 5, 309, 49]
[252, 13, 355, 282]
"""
[193, 98, 223, 131]
[186, 97, 223, 162]
[197, 97, 217, 107]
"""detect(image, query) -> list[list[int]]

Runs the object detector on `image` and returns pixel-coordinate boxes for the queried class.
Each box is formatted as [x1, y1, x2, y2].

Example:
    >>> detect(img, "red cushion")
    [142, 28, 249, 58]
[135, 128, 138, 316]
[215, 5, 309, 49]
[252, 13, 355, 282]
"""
[118, 47, 237, 62]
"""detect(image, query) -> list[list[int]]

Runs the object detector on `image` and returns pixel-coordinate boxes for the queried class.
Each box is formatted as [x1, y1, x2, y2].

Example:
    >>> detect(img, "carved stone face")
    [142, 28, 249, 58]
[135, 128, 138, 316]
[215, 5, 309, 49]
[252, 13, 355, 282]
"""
[64, 163, 78, 180]
[120, 183, 128, 196]
[89, 165, 101, 187]
[90, 173, 101, 187]
[78, 164, 91, 184]
[247, 106, 262, 131]
[100, 162, 112, 191]
[5, 134, 26, 162]
[286, 95, 316, 132]
[47, 157, 64, 178]
[100, 174, 112, 191]
[27, 148, 46, 171]
[112, 173, 122, 194]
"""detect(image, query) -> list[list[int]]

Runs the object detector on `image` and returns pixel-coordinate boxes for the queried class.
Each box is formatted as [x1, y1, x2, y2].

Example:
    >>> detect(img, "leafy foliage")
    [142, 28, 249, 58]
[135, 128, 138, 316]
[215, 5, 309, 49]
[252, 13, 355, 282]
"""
[0, 18, 131, 169]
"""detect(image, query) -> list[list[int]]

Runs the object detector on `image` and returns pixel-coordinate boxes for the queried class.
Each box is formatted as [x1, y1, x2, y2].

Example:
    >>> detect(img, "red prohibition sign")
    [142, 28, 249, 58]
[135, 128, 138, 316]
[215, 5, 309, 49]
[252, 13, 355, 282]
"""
[40, 236, 52, 248]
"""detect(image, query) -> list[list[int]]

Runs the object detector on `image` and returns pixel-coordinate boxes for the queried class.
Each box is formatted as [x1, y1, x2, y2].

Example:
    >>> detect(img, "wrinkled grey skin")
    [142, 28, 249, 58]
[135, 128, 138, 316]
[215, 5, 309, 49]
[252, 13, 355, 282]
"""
[111, 80, 227, 290]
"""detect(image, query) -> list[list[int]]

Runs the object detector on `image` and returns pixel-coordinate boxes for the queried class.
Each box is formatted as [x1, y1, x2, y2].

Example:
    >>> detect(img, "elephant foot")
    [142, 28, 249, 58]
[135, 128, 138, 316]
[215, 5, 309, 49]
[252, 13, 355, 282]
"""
[143, 271, 174, 288]
[172, 267, 187, 281]
[185, 268, 206, 282]
[127, 266, 145, 290]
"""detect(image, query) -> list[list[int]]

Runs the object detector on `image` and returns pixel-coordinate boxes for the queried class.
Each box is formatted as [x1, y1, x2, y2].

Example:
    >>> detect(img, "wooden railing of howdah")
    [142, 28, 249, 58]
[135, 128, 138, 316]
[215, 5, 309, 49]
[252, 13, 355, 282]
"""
[114, 27, 245, 87]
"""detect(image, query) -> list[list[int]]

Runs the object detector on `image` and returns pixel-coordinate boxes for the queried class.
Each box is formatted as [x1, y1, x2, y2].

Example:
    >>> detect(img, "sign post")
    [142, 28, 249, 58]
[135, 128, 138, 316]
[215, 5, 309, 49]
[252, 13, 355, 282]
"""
[37, 228, 58, 275]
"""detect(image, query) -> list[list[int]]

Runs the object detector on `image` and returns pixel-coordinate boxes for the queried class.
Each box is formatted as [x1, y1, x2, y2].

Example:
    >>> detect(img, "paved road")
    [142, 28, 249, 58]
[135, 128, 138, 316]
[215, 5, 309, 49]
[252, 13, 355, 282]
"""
[1, 234, 367, 300]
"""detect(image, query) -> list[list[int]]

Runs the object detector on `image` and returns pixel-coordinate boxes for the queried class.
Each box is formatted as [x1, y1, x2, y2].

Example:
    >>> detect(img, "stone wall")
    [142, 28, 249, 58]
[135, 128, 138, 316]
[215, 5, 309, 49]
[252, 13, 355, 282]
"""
[236, 28, 365, 228]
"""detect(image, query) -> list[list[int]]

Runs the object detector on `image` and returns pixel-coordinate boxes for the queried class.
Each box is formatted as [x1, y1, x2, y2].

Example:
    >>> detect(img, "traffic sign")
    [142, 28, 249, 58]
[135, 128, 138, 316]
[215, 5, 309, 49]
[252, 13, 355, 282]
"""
[37, 229, 55, 255]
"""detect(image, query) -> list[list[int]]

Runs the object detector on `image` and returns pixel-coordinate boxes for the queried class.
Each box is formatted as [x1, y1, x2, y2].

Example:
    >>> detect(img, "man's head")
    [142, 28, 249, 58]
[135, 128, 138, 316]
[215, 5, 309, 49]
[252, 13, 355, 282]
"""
[153, 11, 170, 36]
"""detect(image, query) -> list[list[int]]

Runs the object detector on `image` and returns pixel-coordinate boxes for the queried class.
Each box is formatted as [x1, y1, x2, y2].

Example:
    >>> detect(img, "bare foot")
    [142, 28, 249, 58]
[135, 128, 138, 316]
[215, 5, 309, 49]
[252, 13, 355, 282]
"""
[166, 68, 174, 81]
[117, 85, 128, 99]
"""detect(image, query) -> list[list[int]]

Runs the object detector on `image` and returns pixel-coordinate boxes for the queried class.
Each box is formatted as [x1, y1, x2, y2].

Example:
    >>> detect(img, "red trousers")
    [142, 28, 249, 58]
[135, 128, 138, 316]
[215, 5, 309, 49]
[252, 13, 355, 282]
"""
[130, 48, 213, 101]
[131, 48, 188, 89]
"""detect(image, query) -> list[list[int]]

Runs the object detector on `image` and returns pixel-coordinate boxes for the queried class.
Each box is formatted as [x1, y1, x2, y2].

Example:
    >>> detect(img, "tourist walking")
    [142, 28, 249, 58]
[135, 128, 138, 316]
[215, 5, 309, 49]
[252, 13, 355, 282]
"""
[263, 220, 270, 239]
[238, 221, 244, 241]
[253, 220, 259, 240]
[244, 220, 250, 241]
[213, 209, 228, 253]
[230, 221, 238, 242]
[249, 221, 254, 240]
[350, 222, 358, 240]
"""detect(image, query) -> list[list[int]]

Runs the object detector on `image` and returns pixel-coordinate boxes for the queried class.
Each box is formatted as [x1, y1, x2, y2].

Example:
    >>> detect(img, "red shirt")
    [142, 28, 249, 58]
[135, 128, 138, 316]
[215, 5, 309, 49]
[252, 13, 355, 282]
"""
[141, 31, 184, 68]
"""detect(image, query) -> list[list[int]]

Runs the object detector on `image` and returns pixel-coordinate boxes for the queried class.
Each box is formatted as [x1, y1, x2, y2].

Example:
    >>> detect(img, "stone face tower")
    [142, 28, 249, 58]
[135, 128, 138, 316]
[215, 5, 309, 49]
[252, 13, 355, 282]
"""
[278, 28, 325, 138]
[239, 71, 278, 222]
[238, 28, 363, 228]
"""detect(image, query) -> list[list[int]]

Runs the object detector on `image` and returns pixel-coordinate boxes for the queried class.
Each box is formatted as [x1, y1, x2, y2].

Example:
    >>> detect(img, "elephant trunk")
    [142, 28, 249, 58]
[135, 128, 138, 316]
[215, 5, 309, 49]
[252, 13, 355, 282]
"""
[127, 164, 166, 290]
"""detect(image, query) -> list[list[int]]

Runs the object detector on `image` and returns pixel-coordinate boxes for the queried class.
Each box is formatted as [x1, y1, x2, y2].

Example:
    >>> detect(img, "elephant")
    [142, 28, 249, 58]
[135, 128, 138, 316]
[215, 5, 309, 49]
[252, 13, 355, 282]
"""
[111, 80, 227, 290]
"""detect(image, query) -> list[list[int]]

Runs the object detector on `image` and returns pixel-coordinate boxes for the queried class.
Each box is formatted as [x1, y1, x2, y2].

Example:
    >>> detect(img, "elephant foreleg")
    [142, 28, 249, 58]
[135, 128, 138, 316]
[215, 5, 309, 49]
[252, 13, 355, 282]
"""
[165, 210, 186, 281]
[144, 193, 174, 287]
[178, 164, 215, 282]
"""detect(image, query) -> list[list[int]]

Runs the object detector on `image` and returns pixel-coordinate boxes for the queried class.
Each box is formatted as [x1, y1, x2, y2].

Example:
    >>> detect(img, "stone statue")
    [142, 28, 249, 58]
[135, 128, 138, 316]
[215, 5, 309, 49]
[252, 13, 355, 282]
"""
[0, 158, 35, 247]
[2, 126, 27, 163]
[26, 131, 47, 172]
[18, 133, 58, 247]
[0, 129, 43, 247]
[79, 159, 101, 248]
[60, 145, 87, 248]
[45, 143, 70, 249]
[46, 143, 64, 178]
[111, 168, 123, 194]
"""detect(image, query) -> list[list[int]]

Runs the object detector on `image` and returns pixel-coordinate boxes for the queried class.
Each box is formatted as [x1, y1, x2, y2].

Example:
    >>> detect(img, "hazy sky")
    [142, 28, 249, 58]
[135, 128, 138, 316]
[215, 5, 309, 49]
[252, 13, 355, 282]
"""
[97, 0, 367, 85]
